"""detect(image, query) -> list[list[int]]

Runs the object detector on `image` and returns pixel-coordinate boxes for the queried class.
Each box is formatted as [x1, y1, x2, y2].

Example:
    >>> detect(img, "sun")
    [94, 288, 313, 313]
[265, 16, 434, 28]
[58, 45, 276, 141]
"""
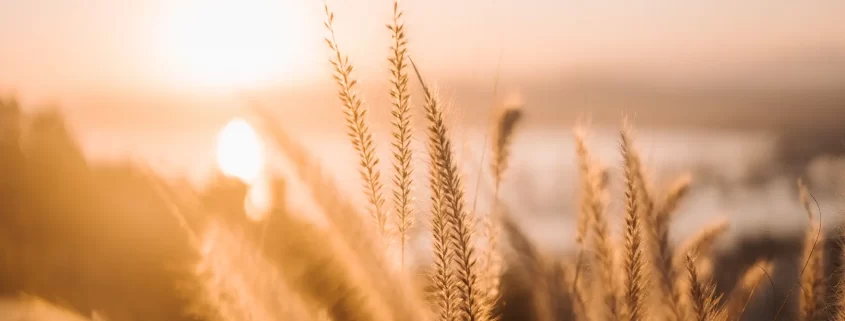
[155, 0, 310, 89]
[215, 118, 264, 184]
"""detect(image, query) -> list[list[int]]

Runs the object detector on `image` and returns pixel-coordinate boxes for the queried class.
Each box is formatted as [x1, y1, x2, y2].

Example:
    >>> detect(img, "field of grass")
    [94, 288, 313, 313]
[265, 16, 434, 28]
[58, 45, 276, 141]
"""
[0, 2, 843, 321]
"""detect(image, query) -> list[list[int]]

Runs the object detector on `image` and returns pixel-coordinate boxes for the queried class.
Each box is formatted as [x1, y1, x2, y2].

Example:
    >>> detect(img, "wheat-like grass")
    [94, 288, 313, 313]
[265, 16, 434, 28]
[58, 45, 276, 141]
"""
[490, 106, 522, 189]
[270, 213, 398, 321]
[622, 121, 655, 224]
[685, 252, 725, 321]
[481, 106, 523, 315]
[428, 141, 458, 321]
[672, 219, 729, 273]
[253, 108, 431, 321]
[480, 213, 504, 319]
[621, 127, 648, 321]
[324, 5, 388, 236]
[667, 219, 728, 321]
[573, 127, 595, 248]
[500, 207, 555, 321]
[798, 179, 824, 321]
[411, 58, 488, 321]
[652, 174, 692, 321]
[387, 0, 416, 270]
[723, 260, 774, 321]
[405, 58, 455, 321]
[192, 219, 318, 321]
[834, 240, 845, 321]
[574, 127, 617, 321]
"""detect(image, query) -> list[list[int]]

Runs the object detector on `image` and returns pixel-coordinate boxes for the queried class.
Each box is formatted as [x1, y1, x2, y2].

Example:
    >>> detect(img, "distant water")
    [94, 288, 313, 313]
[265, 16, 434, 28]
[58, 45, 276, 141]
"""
[76, 123, 844, 255]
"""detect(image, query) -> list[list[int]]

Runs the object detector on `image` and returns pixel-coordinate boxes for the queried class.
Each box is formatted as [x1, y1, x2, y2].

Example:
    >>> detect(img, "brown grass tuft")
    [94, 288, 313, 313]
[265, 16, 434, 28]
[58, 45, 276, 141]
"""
[324, 5, 389, 236]
[723, 260, 774, 321]
[482, 105, 523, 318]
[651, 174, 692, 321]
[411, 58, 487, 321]
[490, 106, 523, 188]
[672, 219, 729, 273]
[254, 110, 431, 321]
[574, 127, 616, 321]
[798, 179, 824, 321]
[685, 253, 725, 321]
[621, 126, 648, 321]
[387, 0, 415, 271]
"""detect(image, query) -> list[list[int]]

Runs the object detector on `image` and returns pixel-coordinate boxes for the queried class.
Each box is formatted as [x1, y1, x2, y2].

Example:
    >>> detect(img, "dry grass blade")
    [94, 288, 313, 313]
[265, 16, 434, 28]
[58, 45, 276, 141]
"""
[723, 260, 774, 321]
[834, 235, 845, 321]
[573, 127, 595, 247]
[798, 179, 824, 321]
[251, 108, 430, 321]
[410, 57, 488, 321]
[192, 219, 318, 321]
[263, 212, 397, 321]
[387, 0, 415, 270]
[672, 218, 728, 317]
[773, 179, 824, 321]
[427, 129, 458, 321]
[324, 4, 388, 236]
[490, 106, 523, 188]
[685, 253, 725, 321]
[482, 105, 523, 316]
[500, 206, 555, 321]
[621, 119, 655, 223]
[621, 127, 648, 321]
[574, 127, 616, 321]
[672, 219, 729, 273]
[652, 174, 692, 321]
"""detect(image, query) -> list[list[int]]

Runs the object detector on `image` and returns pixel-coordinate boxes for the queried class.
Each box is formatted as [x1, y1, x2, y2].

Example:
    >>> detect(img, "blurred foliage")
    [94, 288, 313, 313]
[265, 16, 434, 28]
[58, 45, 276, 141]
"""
[0, 98, 201, 321]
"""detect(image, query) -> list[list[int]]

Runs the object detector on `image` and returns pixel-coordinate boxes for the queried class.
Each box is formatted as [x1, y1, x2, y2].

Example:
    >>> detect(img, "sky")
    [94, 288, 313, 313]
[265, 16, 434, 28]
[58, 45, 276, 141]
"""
[1, 0, 844, 184]
[0, 0, 844, 241]
[1, 0, 845, 99]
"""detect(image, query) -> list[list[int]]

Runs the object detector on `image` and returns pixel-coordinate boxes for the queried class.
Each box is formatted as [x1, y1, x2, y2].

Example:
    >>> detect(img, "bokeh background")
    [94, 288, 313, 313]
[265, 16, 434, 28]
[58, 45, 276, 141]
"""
[0, 0, 844, 320]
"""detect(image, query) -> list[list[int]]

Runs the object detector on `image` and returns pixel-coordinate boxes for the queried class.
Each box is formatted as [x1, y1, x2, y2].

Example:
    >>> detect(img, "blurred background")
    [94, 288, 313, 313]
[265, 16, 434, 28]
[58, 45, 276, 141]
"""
[0, 0, 843, 320]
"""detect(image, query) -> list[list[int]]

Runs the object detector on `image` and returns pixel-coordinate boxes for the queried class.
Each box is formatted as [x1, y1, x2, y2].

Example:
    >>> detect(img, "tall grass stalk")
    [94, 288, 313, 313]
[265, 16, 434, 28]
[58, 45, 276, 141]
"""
[411, 58, 488, 321]
[324, 5, 388, 237]
[387, 0, 415, 270]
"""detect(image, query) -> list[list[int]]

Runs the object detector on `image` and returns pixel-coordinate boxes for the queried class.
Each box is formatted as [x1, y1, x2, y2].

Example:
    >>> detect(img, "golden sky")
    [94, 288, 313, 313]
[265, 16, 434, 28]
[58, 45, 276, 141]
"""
[1, 0, 844, 100]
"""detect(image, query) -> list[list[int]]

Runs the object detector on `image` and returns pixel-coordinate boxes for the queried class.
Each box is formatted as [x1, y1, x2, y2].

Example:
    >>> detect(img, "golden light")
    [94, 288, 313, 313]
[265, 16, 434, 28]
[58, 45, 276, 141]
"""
[215, 118, 264, 184]
[244, 178, 273, 221]
[155, 0, 310, 88]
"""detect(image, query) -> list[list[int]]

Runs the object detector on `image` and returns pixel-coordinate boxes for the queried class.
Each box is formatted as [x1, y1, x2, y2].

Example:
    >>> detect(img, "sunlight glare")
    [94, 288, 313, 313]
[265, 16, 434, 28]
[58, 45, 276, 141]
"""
[156, 0, 310, 88]
[216, 119, 264, 184]
[245, 178, 273, 221]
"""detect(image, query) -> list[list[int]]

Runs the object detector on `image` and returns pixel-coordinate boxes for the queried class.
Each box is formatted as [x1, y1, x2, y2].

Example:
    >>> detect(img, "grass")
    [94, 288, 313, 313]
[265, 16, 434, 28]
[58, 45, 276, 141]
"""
[1, 2, 843, 321]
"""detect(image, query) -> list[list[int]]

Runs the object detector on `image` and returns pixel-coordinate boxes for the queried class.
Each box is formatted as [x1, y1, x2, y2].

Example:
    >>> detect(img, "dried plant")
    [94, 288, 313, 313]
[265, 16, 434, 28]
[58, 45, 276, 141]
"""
[253, 109, 431, 321]
[723, 260, 774, 321]
[324, 5, 388, 236]
[482, 105, 524, 315]
[651, 174, 692, 321]
[686, 253, 725, 321]
[490, 106, 523, 188]
[387, 0, 416, 270]
[798, 179, 824, 321]
[835, 241, 845, 321]
[427, 131, 458, 321]
[574, 127, 617, 321]
[411, 58, 488, 321]
[500, 206, 555, 321]
[192, 219, 317, 321]
[621, 127, 648, 321]
[672, 219, 730, 273]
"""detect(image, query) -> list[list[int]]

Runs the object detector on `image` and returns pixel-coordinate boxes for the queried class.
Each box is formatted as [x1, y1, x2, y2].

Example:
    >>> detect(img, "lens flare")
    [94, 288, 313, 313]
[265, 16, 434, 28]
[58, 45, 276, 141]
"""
[215, 118, 264, 184]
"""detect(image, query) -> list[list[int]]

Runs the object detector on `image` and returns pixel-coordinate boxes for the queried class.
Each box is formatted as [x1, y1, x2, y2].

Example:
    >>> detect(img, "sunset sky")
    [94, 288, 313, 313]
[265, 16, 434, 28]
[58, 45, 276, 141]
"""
[1, 0, 844, 99]
[1, 0, 844, 187]
[0, 0, 843, 239]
